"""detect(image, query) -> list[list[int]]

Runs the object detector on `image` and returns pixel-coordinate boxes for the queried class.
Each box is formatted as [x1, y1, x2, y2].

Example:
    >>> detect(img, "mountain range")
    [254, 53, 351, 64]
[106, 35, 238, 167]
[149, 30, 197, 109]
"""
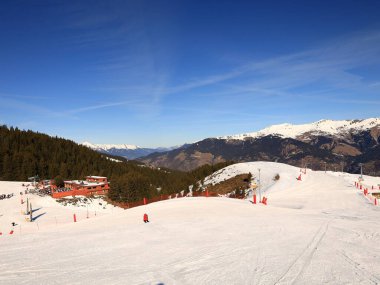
[81, 142, 184, 160]
[139, 118, 380, 175]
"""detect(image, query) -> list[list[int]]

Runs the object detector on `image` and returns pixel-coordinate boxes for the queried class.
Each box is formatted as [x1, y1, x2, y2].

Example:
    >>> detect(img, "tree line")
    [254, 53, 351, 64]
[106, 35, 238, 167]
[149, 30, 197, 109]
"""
[0, 125, 233, 202]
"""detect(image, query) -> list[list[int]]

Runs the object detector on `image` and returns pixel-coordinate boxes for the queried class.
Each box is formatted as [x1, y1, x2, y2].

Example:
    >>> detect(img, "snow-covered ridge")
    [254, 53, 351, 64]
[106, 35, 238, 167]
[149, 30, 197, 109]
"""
[219, 118, 380, 140]
[82, 141, 139, 150]
[81, 141, 182, 159]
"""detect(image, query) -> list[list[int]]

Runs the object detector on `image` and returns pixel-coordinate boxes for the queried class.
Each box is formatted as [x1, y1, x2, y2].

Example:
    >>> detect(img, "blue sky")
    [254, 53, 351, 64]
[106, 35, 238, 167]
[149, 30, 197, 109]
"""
[1, 0, 380, 147]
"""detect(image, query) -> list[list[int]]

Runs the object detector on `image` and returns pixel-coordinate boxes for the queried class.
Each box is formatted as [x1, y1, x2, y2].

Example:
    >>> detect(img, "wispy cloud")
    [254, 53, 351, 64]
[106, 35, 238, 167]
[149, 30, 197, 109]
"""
[369, 81, 380, 87]
[65, 29, 380, 122]
[161, 30, 380, 99]
[93, 29, 380, 110]
[0, 97, 63, 118]
[0, 93, 51, 100]
[64, 100, 142, 115]
[317, 97, 380, 105]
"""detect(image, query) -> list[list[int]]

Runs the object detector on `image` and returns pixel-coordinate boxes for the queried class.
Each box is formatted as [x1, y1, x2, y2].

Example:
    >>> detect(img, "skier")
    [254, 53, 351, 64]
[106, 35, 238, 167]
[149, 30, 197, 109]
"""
[143, 213, 149, 223]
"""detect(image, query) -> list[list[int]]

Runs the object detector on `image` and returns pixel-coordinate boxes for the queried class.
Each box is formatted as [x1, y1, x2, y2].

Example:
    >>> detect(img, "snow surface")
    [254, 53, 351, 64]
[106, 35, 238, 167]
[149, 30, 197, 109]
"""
[1, 162, 380, 284]
[106, 157, 122, 163]
[219, 118, 380, 140]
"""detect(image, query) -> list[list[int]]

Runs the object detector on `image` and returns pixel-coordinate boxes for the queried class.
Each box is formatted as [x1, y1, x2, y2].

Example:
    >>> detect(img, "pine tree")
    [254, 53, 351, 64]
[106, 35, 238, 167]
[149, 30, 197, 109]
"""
[0, 125, 234, 202]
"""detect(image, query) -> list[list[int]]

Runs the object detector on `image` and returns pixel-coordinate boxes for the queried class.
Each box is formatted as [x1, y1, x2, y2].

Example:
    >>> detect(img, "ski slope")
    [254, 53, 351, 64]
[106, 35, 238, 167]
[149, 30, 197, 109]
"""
[1, 162, 379, 285]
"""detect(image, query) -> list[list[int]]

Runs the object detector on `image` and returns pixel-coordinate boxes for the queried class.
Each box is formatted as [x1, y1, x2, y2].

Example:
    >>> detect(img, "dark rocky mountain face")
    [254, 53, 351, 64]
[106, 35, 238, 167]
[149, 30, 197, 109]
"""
[139, 128, 380, 176]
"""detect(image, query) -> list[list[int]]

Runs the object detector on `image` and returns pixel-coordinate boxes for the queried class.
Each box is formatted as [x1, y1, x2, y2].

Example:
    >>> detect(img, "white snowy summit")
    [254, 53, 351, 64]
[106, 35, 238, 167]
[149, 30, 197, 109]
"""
[219, 118, 380, 140]
[82, 141, 139, 151]
[81, 141, 180, 159]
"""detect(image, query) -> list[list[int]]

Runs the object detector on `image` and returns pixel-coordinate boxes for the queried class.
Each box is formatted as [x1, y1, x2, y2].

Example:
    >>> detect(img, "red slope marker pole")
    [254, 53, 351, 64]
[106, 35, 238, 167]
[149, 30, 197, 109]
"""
[73, 214, 77, 223]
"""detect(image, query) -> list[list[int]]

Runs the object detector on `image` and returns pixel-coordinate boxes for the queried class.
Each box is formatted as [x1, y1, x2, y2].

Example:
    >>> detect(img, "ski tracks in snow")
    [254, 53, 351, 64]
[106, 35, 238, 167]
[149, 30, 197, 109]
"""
[338, 250, 380, 285]
[274, 219, 332, 285]
[249, 248, 267, 285]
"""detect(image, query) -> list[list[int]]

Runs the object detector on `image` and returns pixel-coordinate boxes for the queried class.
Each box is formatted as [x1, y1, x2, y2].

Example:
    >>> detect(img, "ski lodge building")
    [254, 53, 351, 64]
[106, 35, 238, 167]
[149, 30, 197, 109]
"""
[51, 176, 110, 198]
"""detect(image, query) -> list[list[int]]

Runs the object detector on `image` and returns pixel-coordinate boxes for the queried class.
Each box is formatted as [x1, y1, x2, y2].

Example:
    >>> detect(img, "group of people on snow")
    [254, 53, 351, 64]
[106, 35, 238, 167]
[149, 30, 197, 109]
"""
[0, 193, 14, 200]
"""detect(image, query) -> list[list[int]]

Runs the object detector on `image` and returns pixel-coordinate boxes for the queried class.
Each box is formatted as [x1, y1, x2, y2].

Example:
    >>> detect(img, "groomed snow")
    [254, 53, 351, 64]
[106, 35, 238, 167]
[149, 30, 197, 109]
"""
[219, 118, 380, 140]
[1, 162, 379, 284]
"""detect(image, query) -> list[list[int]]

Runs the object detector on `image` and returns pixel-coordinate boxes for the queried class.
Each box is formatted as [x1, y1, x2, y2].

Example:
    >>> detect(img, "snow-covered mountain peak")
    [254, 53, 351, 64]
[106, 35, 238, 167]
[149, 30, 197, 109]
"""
[81, 141, 140, 150]
[81, 141, 183, 159]
[81, 141, 98, 149]
[219, 118, 380, 140]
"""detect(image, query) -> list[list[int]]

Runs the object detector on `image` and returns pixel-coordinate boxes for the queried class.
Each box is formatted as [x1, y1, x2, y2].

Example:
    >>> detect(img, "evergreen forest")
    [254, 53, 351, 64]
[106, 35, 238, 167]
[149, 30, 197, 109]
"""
[0, 125, 233, 202]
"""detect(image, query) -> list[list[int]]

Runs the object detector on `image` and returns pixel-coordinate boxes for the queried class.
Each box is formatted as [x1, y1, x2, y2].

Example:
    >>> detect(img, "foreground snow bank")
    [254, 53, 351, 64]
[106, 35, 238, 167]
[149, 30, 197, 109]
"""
[0, 162, 380, 284]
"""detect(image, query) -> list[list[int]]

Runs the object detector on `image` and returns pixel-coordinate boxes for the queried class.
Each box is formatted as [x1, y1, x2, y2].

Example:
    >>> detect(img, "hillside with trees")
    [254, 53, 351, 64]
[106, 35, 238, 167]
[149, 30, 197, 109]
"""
[0, 125, 233, 202]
